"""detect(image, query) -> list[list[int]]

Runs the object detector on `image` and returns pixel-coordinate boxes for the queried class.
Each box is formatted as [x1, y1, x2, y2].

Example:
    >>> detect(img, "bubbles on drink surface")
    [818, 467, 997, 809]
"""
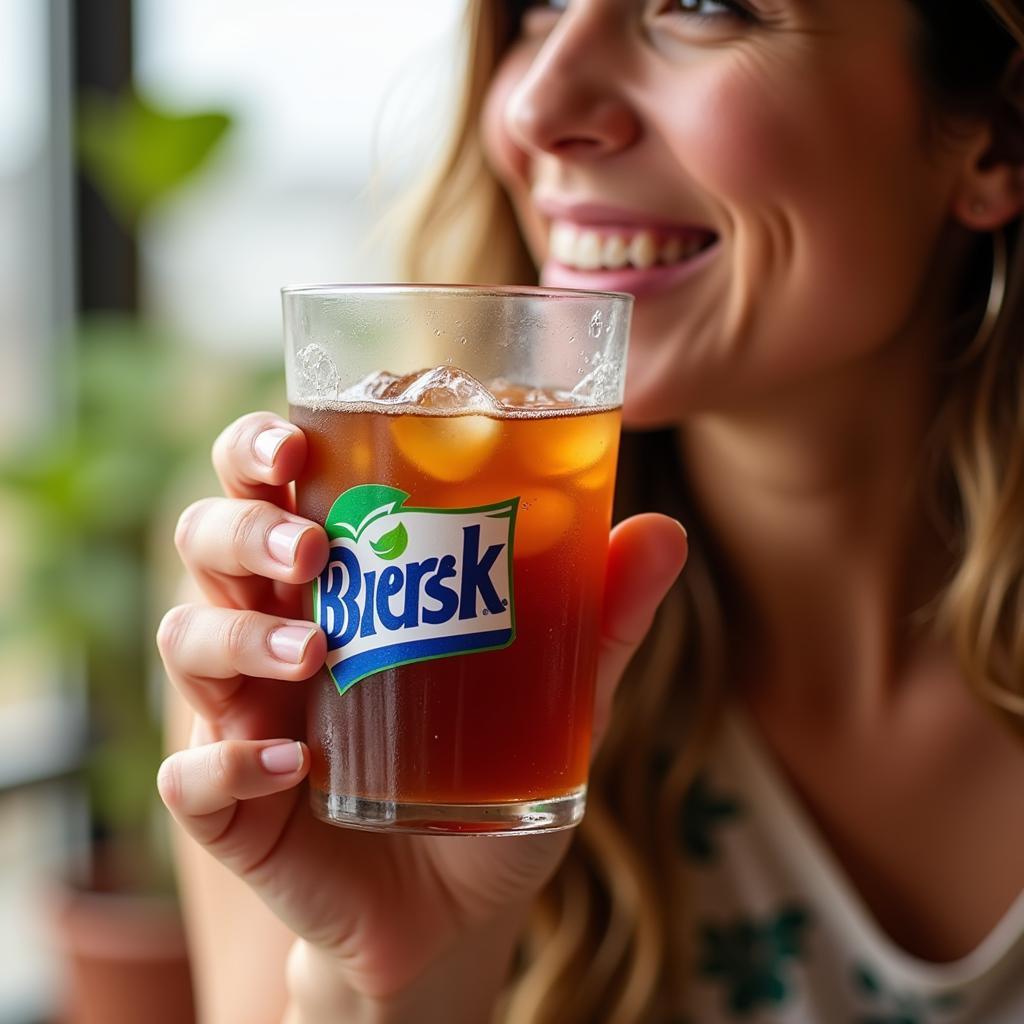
[300, 365, 620, 494]
[339, 367, 589, 415]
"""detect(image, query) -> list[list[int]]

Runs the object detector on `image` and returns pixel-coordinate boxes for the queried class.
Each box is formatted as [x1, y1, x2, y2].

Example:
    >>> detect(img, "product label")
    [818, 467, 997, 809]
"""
[314, 484, 518, 695]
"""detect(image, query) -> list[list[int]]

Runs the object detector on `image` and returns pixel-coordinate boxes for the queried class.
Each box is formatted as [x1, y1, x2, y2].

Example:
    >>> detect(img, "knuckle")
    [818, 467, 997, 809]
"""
[210, 742, 244, 793]
[156, 604, 195, 662]
[229, 501, 269, 561]
[211, 416, 250, 469]
[223, 609, 263, 663]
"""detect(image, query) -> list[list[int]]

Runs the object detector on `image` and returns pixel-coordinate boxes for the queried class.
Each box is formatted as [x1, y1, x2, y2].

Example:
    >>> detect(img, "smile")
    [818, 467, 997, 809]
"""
[548, 221, 717, 272]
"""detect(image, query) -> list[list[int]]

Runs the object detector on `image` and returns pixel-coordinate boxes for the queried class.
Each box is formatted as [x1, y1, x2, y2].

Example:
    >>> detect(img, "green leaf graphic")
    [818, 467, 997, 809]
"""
[325, 484, 409, 541]
[370, 522, 408, 560]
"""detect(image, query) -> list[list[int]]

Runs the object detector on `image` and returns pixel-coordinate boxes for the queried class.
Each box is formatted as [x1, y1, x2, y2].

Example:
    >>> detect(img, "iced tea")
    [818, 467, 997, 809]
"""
[292, 370, 620, 827]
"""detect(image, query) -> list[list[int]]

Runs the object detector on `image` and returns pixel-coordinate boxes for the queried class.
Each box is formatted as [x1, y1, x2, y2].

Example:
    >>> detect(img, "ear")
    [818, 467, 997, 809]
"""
[950, 56, 1024, 232]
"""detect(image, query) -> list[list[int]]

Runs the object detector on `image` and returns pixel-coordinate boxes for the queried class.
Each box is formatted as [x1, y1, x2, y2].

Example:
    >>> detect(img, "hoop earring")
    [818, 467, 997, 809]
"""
[962, 229, 1009, 361]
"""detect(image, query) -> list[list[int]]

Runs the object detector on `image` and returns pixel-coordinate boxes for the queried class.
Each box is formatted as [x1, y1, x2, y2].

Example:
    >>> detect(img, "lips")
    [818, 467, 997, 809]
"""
[534, 196, 719, 294]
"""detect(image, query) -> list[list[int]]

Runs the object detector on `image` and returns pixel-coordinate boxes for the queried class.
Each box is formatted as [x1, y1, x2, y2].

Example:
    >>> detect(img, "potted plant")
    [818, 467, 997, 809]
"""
[0, 86, 284, 1023]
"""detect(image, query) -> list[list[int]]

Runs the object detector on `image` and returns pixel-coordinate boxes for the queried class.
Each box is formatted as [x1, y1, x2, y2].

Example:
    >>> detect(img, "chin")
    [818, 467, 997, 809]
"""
[618, 326, 696, 430]
[621, 377, 687, 431]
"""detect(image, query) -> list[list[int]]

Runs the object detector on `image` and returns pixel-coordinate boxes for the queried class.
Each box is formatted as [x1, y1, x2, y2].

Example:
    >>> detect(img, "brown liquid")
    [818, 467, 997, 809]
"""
[292, 397, 621, 804]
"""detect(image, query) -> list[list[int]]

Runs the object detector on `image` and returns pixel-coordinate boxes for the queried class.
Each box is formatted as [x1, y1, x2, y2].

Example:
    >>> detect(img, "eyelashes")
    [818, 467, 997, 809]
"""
[512, 0, 760, 40]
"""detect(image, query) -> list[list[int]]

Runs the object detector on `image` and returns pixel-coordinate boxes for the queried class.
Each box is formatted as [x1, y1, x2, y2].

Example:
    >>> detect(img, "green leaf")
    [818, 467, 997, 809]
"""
[325, 485, 409, 541]
[77, 88, 232, 225]
[370, 521, 408, 561]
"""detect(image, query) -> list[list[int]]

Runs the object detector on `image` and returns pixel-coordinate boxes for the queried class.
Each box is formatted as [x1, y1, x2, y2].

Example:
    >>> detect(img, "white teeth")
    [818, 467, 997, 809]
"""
[551, 223, 576, 264]
[603, 235, 629, 269]
[628, 231, 657, 270]
[549, 222, 708, 271]
[577, 230, 603, 270]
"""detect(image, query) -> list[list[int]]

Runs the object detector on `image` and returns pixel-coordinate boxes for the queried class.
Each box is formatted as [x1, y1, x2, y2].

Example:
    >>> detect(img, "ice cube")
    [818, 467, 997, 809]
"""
[515, 412, 617, 478]
[514, 488, 574, 558]
[378, 366, 504, 414]
[391, 414, 500, 482]
[339, 370, 403, 403]
[488, 379, 570, 409]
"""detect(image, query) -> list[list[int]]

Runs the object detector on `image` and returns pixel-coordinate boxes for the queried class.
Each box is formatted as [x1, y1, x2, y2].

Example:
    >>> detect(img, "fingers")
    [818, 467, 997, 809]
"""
[212, 411, 307, 505]
[157, 604, 326, 720]
[593, 514, 688, 745]
[158, 738, 307, 848]
[175, 496, 328, 607]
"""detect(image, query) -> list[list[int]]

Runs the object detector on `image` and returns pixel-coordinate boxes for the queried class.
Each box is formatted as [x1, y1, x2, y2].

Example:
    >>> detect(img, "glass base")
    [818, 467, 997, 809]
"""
[310, 786, 586, 836]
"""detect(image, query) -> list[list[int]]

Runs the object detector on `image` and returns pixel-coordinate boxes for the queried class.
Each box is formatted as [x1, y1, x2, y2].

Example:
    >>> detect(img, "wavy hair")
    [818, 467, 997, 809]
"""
[397, 2, 1024, 1018]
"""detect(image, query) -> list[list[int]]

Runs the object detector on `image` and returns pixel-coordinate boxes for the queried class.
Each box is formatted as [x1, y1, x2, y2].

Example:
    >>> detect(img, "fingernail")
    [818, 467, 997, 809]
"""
[254, 426, 293, 467]
[268, 522, 309, 566]
[269, 625, 317, 664]
[260, 741, 303, 774]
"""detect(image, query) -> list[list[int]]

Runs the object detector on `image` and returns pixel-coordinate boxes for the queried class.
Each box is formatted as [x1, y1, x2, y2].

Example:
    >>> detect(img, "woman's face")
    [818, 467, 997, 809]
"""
[481, 0, 982, 426]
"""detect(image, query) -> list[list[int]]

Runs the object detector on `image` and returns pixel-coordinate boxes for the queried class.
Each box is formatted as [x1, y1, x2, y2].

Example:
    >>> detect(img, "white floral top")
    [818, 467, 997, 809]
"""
[676, 712, 1024, 1023]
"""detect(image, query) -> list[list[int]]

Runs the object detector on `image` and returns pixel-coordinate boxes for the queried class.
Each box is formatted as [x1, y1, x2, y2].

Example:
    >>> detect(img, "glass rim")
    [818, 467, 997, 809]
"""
[280, 281, 633, 303]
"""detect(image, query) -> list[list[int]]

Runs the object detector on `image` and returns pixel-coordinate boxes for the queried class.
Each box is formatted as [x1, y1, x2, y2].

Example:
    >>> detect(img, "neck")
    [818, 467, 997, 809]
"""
[680, 323, 956, 721]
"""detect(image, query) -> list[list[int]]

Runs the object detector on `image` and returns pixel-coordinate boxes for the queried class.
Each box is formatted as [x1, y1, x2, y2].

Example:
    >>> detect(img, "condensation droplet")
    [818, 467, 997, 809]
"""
[460, 337, 467, 345]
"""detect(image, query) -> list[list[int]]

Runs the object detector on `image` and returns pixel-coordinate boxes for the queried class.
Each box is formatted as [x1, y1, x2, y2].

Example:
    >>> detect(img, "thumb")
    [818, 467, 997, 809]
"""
[592, 513, 688, 749]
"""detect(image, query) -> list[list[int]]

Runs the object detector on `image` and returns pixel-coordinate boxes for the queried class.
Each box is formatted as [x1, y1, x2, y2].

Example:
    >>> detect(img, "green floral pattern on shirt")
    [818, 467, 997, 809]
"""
[851, 962, 964, 1024]
[699, 904, 812, 1016]
[680, 772, 744, 864]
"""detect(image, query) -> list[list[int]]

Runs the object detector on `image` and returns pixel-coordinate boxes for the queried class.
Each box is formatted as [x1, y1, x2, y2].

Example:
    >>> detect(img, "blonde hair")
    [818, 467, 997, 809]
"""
[397, 2, 1024, 1019]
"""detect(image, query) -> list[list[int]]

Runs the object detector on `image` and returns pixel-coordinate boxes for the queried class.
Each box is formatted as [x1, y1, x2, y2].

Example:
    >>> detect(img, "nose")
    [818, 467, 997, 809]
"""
[504, 8, 641, 161]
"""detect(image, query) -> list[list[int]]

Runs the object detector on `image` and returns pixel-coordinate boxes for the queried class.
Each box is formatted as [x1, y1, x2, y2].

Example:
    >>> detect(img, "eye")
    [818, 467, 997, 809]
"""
[662, 0, 755, 22]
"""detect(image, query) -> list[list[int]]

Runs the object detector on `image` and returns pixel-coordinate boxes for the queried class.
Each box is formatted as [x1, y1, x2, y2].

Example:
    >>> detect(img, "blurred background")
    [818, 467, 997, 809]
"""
[0, 1, 463, 1020]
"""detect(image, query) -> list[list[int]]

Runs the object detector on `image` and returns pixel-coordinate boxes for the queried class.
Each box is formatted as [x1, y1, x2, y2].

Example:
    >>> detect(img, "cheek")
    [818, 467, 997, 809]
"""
[623, 48, 951, 424]
[481, 50, 549, 266]
[659, 49, 946, 338]
[664, 47, 926, 226]
[480, 53, 533, 198]
[662, 57, 795, 202]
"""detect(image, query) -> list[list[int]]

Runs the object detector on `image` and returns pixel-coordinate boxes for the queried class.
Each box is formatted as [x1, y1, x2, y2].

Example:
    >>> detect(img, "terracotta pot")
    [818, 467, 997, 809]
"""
[50, 883, 195, 1024]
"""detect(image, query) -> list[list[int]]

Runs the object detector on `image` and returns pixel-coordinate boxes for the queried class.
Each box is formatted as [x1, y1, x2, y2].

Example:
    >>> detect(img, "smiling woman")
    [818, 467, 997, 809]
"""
[159, 1, 1024, 1022]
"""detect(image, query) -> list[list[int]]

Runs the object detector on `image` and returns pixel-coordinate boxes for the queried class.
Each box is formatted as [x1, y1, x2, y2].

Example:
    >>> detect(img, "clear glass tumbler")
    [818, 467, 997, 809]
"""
[283, 284, 632, 834]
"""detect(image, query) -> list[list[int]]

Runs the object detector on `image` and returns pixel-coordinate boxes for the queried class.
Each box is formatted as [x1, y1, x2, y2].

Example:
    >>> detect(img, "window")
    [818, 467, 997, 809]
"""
[0, 0, 78, 1019]
[135, 0, 465, 355]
